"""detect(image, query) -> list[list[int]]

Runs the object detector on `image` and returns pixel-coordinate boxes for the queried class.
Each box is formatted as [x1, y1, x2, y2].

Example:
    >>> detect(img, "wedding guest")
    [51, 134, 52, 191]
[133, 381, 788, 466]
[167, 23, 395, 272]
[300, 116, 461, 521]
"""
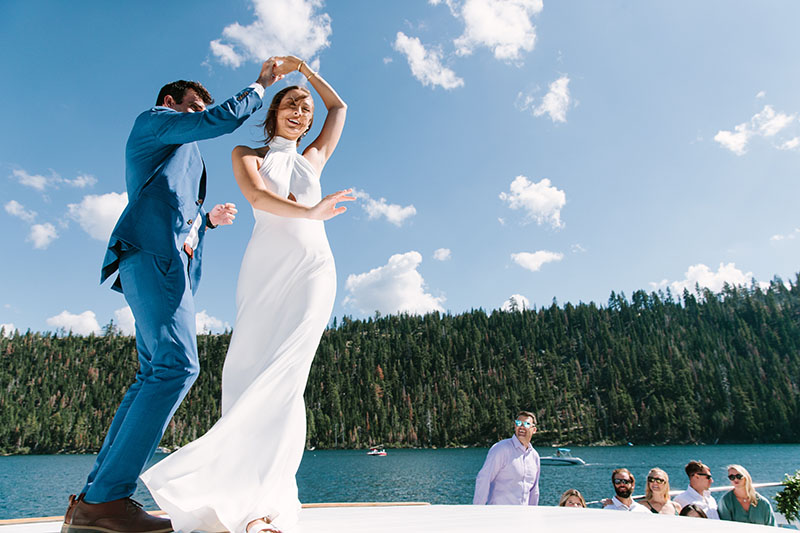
[603, 468, 650, 512]
[474, 411, 540, 505]
[641, 467, 681, 515]
[559, 489, 586, 508]
[717, 464, 776, 526]
[673, 460, 719, 519]
[680, 504, 708, 518]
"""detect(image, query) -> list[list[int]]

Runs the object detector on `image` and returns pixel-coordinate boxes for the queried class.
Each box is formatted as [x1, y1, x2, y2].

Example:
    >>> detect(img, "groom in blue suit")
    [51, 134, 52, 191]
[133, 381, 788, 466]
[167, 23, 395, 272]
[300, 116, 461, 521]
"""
[63, 60, 279, 533]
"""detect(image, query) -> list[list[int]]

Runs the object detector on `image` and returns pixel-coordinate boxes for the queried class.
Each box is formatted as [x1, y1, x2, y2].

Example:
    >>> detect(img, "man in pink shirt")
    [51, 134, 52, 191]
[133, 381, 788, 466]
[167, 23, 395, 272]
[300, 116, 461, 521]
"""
[473, 411, 541, 505]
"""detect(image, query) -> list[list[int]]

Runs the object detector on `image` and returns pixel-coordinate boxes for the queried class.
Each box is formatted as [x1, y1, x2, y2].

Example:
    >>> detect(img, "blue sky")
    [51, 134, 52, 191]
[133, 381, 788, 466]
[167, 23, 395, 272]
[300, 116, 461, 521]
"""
[2, 0, 799, 336]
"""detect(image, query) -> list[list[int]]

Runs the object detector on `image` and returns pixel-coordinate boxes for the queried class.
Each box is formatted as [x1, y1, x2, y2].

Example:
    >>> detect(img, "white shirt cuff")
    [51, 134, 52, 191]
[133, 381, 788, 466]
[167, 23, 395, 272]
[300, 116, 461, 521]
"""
[249, 83, 265, 99]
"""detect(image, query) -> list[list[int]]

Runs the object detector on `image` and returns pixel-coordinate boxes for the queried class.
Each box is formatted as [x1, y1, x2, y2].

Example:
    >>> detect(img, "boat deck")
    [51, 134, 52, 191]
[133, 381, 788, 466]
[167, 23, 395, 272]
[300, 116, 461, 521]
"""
[0, 504, 790, 533]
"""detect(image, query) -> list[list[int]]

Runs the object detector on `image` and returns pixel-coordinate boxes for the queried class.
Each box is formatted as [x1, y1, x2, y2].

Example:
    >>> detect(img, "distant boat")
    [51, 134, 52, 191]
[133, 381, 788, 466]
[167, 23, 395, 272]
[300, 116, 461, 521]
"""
[155, 446, 171, 454]
[367, 446, 387, 456]
[539, 448, 585, 466]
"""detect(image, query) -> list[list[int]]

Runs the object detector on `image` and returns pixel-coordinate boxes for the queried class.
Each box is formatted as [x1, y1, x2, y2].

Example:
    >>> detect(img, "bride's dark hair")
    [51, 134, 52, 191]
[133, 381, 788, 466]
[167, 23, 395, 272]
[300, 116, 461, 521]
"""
[260, 86, 313, 144]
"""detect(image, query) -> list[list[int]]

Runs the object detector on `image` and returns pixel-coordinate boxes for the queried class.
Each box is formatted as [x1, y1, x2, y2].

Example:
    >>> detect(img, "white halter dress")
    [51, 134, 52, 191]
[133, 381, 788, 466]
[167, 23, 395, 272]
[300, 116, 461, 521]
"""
[141, 136, 336, 533]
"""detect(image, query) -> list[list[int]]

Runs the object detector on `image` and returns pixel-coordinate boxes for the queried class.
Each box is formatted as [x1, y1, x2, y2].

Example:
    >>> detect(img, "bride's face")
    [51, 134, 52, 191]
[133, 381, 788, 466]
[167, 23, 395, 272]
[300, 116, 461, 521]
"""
[274, 89, 314, 141]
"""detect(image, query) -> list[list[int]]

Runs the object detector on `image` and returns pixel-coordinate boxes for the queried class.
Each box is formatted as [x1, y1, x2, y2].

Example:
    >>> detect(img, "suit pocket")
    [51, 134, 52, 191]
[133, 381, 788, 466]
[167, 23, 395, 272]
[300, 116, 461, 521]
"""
[153, 254, 173, 276]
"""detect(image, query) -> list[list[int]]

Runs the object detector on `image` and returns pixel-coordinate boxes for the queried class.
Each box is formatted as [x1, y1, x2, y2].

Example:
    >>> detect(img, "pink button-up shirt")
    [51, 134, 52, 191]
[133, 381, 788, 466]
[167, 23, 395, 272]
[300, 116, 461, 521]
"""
[473, 435, 540, 505]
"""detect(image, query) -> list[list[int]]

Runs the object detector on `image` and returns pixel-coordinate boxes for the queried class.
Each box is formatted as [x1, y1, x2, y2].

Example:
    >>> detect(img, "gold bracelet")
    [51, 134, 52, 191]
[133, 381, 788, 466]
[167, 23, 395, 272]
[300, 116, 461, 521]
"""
[298, 60, 317, 80]
[298, 60, 306, 74]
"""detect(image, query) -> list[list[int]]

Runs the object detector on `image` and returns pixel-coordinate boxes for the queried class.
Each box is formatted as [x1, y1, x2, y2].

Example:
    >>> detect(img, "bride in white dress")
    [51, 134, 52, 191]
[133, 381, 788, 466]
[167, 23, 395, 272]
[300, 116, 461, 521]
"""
[140, 56, 353, 533]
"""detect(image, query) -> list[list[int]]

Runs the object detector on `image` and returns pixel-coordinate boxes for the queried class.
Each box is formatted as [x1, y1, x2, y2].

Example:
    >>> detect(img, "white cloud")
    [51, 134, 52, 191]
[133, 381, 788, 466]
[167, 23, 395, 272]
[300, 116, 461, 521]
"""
[770, 228, 800, 242]
[113, 306, 136, 335]
[433, 248, 451, 261]
[11, 169, 96, 191]
[67, 192, 128, 241]
[5, 200, 37, 223]
[210, 0, 331, 68]
[714, 124, 751, 155]
[756, 91, 766, 99]
[779, 137, 799, 150]
[715, 104, 796, 155]
[511, 250, 563, 272]
[12, 169, 49, 191]
[571, 243, 586, 253]
[394, 32, 464, 90]
[65, 174, 98, 188]
[450, 0, 543, 61]
[501, 293, 529, 311]
[28, 223, 58, 249]
[532, 75, 570, 123]
[46, 310, 101, 336]
[344, 251, 445, 315]
[499, 175, 566, 228]
[210, 40, 244, 68]
[356, 189, 416, 226]
[651, 262, 765, 294]
[0, 323, 15, 338]
[195, 310, 230, 334]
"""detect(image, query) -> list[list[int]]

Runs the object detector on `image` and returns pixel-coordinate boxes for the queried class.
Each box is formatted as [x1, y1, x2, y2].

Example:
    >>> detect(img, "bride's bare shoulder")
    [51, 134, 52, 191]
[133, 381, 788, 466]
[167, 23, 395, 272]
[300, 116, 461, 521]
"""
[233, 145, 269, 159]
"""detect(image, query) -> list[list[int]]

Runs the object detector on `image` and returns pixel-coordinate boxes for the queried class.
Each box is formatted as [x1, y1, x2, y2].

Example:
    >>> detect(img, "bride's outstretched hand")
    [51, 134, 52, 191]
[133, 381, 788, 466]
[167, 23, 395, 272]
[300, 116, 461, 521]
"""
[308, 189, 355, 221]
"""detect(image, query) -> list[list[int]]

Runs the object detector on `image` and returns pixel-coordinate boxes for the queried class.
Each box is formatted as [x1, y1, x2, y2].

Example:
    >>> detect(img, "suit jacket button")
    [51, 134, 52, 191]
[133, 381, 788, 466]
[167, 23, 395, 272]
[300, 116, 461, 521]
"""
[196, 199, 203, 206]
[187, 219, 193, 225]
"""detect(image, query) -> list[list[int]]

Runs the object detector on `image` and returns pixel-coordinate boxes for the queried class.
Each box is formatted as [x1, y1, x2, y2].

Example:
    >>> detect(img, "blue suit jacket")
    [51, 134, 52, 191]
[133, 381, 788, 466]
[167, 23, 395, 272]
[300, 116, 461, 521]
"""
[102, 85, 264, 293]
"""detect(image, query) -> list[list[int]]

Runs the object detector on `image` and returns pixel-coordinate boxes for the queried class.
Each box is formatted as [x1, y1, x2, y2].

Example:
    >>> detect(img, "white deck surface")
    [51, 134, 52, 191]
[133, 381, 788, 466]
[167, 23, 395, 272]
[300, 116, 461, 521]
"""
[1, 505, 790, 533]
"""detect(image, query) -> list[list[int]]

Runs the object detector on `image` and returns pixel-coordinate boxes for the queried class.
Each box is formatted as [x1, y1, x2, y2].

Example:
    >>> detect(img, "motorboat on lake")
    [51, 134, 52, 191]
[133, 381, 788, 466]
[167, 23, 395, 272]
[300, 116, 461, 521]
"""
[539, 448, 586, 466]
[367, 446, 387, 456]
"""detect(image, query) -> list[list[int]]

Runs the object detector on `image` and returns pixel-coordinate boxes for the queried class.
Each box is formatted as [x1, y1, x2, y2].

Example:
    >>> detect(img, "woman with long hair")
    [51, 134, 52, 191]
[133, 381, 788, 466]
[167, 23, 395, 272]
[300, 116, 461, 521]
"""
[718, 464, 776, 526]
[640, 467, 681, 515]
[558, 489, 586, 508]
[141, 56, 353, 533]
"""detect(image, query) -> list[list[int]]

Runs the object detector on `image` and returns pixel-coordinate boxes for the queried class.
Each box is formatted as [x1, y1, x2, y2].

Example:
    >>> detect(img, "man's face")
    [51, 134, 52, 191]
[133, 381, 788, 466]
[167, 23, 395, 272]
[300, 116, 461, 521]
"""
[613, 472, 634, 499]
[691, 466, 713, 491]
[513, 416, 536, 444]
[164, 89, 206, 113]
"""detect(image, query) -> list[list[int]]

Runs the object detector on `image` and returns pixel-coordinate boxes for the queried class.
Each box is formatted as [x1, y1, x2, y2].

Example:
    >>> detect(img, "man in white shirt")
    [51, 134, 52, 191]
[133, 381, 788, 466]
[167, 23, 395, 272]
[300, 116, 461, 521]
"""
[673, 460, 720, 519]
[473, 411, 541, 505]
[603, 468, 650, 512]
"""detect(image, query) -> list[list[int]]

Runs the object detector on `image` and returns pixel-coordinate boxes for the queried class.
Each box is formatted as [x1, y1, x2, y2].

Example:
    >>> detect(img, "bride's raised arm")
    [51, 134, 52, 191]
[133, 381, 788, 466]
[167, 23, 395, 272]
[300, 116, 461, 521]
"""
[231, 145, 353, 221]
[272, 56, 347, 174]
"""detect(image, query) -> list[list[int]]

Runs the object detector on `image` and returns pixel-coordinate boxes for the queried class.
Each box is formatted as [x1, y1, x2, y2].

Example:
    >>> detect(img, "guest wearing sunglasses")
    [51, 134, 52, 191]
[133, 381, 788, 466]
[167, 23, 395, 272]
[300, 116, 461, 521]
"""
[473, 411, 541, 506]
[718, 464, 776, 526]
[641, 468, 681, 514]
[603, 468, 650, 512]
[673, 460, 720, 519]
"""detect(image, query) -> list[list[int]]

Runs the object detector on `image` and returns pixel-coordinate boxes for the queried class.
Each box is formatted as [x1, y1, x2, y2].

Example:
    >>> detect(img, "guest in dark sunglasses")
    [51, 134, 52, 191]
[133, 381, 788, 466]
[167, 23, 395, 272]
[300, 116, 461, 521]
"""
[718, 464, 776, 526]
[603, 468, 650, 512]
[673, 460, 719, 519]
[641, 467, 681, 515]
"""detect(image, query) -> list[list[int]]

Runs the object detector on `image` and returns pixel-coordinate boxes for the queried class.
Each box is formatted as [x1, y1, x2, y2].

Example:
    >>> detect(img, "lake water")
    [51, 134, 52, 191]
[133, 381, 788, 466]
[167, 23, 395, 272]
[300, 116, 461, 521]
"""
[1, 444, 798, 520]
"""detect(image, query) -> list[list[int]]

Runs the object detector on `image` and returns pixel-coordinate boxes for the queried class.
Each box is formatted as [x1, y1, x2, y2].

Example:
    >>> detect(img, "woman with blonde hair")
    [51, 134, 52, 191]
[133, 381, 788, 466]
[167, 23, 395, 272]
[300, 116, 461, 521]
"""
[558, 489, 586, 508]
[641, 467, 681, 515]
[718, 464, 776, 526]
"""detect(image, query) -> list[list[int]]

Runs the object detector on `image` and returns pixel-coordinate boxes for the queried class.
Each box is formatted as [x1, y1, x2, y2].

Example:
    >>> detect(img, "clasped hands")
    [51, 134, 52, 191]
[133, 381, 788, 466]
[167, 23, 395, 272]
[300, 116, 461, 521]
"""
[256, 56, 308, 88]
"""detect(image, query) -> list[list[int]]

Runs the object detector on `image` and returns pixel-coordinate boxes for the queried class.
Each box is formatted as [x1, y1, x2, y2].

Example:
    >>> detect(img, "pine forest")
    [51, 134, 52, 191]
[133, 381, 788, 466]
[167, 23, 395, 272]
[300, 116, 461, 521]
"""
[2, 275, 800, 455]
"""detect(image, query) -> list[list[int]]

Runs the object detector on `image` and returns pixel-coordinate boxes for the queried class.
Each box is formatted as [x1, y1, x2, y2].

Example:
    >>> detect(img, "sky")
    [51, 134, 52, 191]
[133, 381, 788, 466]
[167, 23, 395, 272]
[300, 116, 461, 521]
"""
[2, 0, 799, 336]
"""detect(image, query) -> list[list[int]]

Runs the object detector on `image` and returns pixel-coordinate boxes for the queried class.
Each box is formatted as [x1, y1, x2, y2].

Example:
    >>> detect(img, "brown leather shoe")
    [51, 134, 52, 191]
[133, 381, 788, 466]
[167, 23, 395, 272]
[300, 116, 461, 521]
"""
[61, 494, 172, 533]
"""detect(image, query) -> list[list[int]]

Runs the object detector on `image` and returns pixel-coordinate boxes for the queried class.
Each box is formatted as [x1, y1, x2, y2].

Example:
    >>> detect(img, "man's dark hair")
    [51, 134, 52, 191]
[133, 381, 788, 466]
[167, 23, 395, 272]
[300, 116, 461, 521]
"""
[516, 411, 537, 425]
[156, 80, 214, 107]
[612, 467, 634, 485]
[685, 460, 707, 478]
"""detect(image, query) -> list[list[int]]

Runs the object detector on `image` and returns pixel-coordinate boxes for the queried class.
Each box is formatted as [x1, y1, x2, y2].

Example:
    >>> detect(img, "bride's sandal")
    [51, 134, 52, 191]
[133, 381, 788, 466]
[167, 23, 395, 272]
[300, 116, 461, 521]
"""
[246, 515, 281, 533]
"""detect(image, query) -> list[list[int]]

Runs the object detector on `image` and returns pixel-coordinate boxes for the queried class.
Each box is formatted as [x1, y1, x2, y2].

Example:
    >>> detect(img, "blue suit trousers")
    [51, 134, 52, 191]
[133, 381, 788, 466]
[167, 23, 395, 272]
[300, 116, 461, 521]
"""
[83, 248, 199, 502]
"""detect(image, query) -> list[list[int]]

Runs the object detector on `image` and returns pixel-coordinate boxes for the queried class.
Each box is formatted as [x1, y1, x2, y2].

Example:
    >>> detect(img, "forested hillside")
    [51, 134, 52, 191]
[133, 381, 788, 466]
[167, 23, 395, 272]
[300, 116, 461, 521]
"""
[2, 276, 799, 454]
